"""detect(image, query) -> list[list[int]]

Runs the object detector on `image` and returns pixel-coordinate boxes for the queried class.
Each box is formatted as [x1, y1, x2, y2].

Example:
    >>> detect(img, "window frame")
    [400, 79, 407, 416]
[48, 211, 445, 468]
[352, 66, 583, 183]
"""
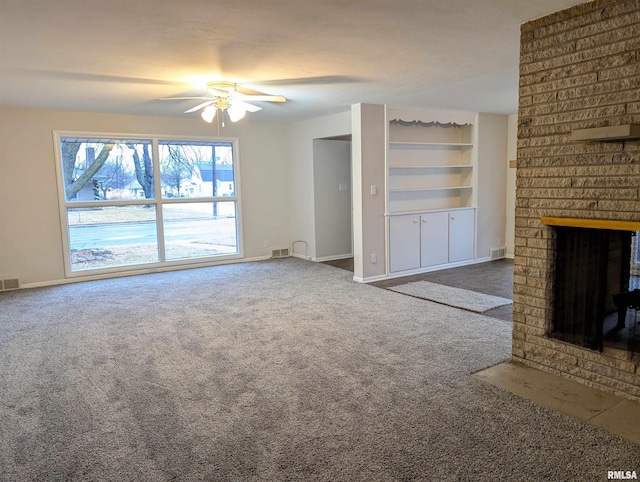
[53, 131, 244, 278]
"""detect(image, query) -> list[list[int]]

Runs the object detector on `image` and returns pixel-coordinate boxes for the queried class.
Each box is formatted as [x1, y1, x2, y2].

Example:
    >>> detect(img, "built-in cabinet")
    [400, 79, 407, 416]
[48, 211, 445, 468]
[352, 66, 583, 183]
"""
[388, 209, 475, 273]
[386, 107, 478, 274]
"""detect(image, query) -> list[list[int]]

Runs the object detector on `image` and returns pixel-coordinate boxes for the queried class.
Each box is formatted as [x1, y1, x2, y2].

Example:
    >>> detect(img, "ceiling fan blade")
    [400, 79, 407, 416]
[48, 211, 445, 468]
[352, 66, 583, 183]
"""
[232, 100, 262, 113]
[232, 94, 286, 103]
[184, 100, 215, 114]
[158, 96, 212, 101]
[249, 75, 361, 86]
[13, 68, 189, 86]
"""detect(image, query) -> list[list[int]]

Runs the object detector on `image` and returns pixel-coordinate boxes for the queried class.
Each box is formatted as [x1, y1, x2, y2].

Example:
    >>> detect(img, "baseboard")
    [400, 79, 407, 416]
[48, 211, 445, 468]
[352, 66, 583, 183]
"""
[291, 253, 313, 261]
[474, 256, 492, 264]
[383, 257, 491, 281]
[21, 254, 508, 289]
[353, 257, 500, 283]
[505, 253, 514, 260]
[353, 273, 389, 283]
[20, 255, 272, 289]
[314, 254, 353, 262]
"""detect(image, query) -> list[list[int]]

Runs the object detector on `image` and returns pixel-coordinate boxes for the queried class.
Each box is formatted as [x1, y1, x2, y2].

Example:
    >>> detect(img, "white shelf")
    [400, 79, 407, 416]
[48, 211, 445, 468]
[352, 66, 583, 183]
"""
[389, 164, 473, 169]
[389, 142, 473, 148]
[389, 186, 472, 193]
[386, 206, 477, 216]
[385, 108, 477, 226]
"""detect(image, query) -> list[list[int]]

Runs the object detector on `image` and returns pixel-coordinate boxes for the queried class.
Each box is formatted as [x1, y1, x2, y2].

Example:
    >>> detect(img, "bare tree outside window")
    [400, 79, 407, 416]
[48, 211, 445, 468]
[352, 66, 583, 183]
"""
[161, 145, 198, 197]
[127, 143, 154, 201]
[97, 154, 135, 200]
[61, 142, 114, 200]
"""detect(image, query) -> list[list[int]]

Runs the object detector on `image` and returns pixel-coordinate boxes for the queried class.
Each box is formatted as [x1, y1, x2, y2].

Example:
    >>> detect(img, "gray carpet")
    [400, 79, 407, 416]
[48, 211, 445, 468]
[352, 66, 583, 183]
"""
[0, 258, 638, 481]
[388, 280, 513, 313]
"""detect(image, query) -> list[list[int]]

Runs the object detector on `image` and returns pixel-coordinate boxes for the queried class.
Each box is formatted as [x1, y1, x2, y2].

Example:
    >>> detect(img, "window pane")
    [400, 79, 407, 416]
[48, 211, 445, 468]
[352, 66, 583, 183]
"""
[60, 138, 154, 202]
[67, 205, 159, 271]
[159, 142, 234, 199]
[163, 202, 238, 260]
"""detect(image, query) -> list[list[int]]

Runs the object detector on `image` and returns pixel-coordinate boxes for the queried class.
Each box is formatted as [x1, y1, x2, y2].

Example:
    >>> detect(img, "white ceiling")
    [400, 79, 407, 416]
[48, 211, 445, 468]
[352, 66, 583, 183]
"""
[0, 0, 586, 123]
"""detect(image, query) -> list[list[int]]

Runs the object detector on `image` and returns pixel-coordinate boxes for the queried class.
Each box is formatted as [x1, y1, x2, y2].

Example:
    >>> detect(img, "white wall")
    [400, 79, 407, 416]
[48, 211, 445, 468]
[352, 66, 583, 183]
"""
[505, 113, 518, 258]
[313, 139, 352, 260]
[286, 111, 351, 259]
[476, 113, 509, 259]
[0, 105, 511, 287]
[0, 107, 290, 286]
[351, 104, 386, 282]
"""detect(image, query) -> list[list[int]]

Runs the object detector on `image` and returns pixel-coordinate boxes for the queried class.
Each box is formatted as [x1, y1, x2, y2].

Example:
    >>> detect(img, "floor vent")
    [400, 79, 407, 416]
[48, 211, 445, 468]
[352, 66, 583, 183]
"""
[1, 278, 20, 291]
[490, 247, 506, 260]
[271, 248, 290, 258]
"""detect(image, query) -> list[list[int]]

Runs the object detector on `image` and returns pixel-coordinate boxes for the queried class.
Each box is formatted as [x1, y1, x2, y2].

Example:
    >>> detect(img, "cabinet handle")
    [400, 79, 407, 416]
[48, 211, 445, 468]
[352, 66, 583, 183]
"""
[413, 219, 418, 223]
[422, 219, 426, 223]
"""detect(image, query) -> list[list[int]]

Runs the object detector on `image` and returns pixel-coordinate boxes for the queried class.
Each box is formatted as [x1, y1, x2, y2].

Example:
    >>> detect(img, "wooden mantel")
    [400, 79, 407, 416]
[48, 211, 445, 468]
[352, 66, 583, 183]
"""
[541, 217, 640, 231]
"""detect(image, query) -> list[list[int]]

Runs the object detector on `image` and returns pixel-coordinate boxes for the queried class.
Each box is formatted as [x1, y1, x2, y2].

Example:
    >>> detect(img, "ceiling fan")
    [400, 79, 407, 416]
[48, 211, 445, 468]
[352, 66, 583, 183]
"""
[160, 81, 286, 125]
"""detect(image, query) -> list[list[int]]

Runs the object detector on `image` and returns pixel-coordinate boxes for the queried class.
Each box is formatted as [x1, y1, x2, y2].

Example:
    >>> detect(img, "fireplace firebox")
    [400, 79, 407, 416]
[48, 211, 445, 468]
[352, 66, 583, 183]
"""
[545, 218, 640, 355]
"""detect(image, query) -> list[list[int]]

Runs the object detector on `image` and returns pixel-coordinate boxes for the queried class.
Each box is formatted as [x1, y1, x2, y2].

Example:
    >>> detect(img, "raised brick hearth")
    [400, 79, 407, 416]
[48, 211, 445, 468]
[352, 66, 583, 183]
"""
[513, 0, 640, 401]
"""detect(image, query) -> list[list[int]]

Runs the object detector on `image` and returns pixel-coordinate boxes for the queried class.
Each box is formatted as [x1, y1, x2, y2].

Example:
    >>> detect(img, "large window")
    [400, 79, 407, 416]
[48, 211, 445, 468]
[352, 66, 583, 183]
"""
[55, 135, 241, 276]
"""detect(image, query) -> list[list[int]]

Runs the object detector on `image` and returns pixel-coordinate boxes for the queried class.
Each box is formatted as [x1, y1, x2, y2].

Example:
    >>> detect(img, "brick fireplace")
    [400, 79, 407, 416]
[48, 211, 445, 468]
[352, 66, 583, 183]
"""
[513, 0, 640, 401]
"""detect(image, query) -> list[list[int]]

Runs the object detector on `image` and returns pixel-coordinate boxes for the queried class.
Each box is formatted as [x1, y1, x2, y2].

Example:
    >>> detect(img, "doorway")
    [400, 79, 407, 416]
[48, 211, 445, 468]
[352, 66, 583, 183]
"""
[312, 137, 353, 268]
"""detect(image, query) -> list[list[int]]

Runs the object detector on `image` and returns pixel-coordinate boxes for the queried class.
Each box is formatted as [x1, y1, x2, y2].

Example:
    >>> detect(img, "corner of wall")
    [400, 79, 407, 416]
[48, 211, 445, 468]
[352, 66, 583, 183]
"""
[476, 113, 509, 259]
[505, 113, 518, 257]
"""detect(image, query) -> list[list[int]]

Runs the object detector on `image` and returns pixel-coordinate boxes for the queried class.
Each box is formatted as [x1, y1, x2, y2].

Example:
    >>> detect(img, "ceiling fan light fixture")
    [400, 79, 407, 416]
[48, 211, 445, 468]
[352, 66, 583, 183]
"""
[163, 81, 281, 126]
[207, 81, 236, 97]
[227, 104, 247, 123]
[201, 105, 217, 123]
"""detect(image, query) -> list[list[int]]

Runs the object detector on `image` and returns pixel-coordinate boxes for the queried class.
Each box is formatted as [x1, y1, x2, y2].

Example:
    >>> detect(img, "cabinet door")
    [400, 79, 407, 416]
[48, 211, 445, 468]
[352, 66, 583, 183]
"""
[420, 211, 449, 267]
[389, 215, 421, 272]
[449, 209, 474, 262]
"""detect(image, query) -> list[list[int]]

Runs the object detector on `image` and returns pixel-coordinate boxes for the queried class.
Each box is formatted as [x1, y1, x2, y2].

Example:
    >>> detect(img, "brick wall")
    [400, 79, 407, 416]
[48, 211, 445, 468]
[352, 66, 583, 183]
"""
[514, 0, 640, 400]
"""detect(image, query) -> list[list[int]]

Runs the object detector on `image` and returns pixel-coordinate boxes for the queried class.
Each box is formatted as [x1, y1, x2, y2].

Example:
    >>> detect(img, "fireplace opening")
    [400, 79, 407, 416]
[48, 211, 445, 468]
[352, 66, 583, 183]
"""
[551, 226, 640, 353]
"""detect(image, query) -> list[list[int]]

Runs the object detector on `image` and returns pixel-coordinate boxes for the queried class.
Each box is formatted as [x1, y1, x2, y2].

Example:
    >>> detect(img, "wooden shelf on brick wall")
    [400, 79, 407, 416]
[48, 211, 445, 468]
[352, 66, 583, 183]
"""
[570, 124, 640, 142]
[541, 217, 640, 231]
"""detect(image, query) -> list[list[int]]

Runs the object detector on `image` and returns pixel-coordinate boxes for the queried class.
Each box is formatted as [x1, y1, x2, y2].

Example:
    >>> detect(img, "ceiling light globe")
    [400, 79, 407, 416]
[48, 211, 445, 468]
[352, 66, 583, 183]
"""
[201, 105, 217, 123]
[228, 104, 246, 123]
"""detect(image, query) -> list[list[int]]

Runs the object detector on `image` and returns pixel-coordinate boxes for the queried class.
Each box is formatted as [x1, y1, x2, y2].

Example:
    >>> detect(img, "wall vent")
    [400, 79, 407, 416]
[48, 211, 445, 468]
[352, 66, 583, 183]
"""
[271, 248, 290, 258]
[1, 278, 20, 291]
[490, 248, 506, 260]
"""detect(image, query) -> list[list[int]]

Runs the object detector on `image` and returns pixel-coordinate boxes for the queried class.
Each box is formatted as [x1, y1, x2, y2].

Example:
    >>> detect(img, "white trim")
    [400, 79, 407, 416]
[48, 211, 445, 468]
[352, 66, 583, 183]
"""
[386, 206, 477, 216]
[52, 132, 73, 276]
[505, 253, 515, 260]
[232, 138, 245, 260]
[152, 138, 167, 263]
[54, 130, 240, 144]
[314, 253, 353, 262]
[65, 253, 245, 279]
[291, 253, 313, 261]
[384, 105, 391, 277]
[20, 256, 271, 289]
[382, 256, 492, 281]
[385, 106, 477, 125]
[353, 273, 389, 283]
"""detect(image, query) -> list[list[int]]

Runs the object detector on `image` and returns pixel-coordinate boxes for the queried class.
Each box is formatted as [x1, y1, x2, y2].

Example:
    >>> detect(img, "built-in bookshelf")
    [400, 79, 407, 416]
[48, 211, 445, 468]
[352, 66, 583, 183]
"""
[387, 115, 477, 214]
[385, 108, 478, 273]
